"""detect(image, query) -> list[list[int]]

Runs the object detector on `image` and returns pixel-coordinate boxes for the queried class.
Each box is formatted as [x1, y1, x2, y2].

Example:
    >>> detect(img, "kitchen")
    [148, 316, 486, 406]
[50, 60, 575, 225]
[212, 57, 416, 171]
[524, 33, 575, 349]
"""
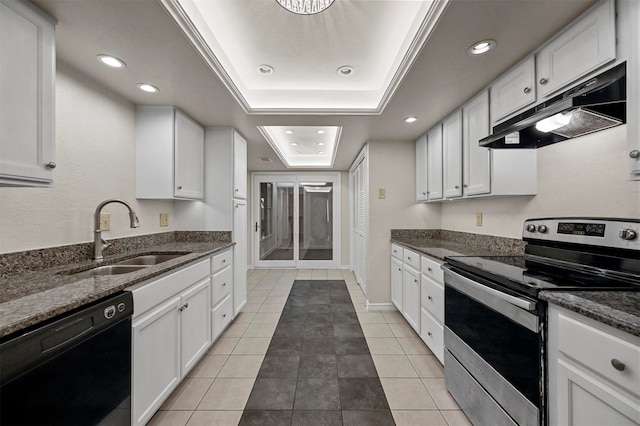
[1, 0, 639, 425]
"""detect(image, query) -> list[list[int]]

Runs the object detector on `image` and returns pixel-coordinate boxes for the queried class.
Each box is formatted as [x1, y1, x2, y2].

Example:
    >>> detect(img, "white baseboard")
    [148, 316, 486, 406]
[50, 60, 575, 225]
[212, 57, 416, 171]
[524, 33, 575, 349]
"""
[365, 301, 398, 312]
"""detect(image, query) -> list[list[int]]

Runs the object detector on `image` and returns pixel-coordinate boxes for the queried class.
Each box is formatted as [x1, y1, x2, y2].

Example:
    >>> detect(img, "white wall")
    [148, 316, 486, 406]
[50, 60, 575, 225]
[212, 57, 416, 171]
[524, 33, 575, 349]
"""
[0, 61, 174, 254]
[441, 125, 640, 237]
[367, 140, 441, 304]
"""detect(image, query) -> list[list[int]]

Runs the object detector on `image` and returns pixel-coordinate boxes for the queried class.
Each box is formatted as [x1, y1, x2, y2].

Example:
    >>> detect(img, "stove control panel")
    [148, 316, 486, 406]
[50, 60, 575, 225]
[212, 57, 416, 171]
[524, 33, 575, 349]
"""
[523, 218, 639, 249]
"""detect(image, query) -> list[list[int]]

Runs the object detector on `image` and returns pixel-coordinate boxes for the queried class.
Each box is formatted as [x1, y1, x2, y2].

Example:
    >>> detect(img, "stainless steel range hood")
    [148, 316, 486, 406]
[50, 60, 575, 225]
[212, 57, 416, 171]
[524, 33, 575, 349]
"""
[480, 62, 626, 149]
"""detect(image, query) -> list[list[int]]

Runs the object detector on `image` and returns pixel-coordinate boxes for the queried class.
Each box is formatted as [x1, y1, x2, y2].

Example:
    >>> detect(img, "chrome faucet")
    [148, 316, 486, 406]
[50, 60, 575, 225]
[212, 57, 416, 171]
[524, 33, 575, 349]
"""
[94, 199, 140, 260]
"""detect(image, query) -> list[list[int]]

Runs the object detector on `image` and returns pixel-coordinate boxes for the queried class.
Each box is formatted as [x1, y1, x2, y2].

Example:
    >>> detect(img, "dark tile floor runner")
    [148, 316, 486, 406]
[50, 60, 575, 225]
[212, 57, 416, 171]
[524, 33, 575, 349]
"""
[239, 280, 395, 426]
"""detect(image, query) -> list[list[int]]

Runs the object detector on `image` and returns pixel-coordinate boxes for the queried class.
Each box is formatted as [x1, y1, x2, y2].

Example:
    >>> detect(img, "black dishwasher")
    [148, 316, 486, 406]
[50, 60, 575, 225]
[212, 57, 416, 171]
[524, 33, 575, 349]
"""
[0, 291, 133, 426]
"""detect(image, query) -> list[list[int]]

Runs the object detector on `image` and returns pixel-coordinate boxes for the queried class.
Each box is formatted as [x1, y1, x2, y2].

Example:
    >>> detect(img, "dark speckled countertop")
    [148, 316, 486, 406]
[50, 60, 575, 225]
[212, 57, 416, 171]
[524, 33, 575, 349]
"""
[541, 291, 640, 338]
[0, 237, 233, 339]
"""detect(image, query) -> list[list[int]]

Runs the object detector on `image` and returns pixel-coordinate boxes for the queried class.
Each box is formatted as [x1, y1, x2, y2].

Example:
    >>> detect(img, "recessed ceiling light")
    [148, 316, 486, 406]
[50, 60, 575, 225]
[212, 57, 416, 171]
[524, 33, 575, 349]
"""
[337, 66, 354, 77]
[137, 83, 159, 93]
[404, 116, 418, 123]
[291, 142, 298, 146]
[97, 54, 125, 68]
[317, 142, 325, 146]
[318, 151, 324, 154]
[468, 39, 496, 56]
[258, 157, 273, 162]
[257, 64, 274, 75]
[285, 130, 294, 135]
[317, 130, 325, 134]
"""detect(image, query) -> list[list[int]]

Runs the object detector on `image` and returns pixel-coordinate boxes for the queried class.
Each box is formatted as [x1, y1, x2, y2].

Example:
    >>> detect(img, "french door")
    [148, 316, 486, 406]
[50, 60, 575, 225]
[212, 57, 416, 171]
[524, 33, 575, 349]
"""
[252, 173, 340, 269]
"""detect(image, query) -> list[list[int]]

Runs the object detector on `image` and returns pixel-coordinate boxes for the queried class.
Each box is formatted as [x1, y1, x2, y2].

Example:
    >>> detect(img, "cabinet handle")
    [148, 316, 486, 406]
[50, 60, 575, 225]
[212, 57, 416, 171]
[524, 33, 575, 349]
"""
[414, 279, 418, 283]
[45, 162, 56, 169]
[222, 313, 227, 318]
[422, 192, 426, 195]
[454, 185, 460, 189]
[407, 256, 411, 260]
[222, 259, 226, 263]
[463, 184, 468, 188]
[539, 78, 548, 85]
[223, 282, 226, 286]
[630, 150, 640, 159]
[611, 359, 626, 371]
[255, 222, 259, 232]
[523, 87, 531, 94]
[427, 331, 432, 337]
[428, 295, 433, 301]
[427, 267, 432, 272]
[177, 185, 183, 190]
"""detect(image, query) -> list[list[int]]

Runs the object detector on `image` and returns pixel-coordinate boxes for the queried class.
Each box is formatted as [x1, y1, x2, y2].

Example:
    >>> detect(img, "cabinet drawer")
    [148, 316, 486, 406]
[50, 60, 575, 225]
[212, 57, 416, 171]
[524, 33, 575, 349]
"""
[212, 295, 233, 340]
[212, 249, 232, 273]
[420, 307, 444, 364]
[421, 275, 444, 323]
[403, 248, 420, 270]
[391, 244, 404, 260]
[212, 265, 232, 306]
[421, 255, 443, 283]
[558, 312, 640, 396]
[129, 258, 210, 318]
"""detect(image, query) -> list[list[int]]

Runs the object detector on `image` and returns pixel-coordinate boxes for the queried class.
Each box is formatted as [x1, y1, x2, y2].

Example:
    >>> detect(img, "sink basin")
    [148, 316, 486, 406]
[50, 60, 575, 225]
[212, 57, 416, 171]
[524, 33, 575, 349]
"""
[82, 265, 148, 276]
[115, 253, 189, 266]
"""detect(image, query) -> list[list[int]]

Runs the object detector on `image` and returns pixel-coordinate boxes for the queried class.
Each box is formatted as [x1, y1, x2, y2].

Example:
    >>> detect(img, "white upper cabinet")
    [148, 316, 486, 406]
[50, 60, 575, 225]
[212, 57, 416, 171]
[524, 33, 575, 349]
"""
[442, 110, 463, 199]
[136, 106, 204, 200]
[536, 0, 616, 99]
[415, 133, 428, 202]
[0, 0, 55, 186]
[462, 90, 491, 196]
[426, 124, 444, 200]
[490, 56, 536, 125]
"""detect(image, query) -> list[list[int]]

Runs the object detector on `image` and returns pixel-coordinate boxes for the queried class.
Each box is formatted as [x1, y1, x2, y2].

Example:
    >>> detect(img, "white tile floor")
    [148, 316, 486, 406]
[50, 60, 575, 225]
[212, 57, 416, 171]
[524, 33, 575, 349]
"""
[148, 269, 472, 426]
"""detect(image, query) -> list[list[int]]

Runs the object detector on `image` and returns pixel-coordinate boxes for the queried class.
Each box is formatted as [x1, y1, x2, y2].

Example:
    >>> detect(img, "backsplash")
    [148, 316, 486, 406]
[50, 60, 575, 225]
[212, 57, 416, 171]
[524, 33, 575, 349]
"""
[391, 229, 526, 255]
[0, 231, 231, 278]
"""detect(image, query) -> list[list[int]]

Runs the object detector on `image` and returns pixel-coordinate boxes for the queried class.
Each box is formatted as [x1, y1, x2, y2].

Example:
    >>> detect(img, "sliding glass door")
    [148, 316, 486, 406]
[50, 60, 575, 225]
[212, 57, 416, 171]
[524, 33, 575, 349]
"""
[253, 173, 340, 269]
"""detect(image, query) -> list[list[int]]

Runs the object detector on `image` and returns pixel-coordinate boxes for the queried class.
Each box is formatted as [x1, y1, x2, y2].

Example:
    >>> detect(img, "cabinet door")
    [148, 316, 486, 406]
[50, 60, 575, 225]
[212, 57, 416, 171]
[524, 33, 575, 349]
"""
[180, 278, 212, 377]
[556, 360, 639, 425]
[490, 56, 536, 124]
[462, 90, 491, 196]
[402, 265, 421, 333]
[233, 131, 248, 199]
[426, 125, 443, 200]
[415, 133, 428, 202]
[132, 296, 181, 426]
[174, 109, 204, 199]
[391, 257, 403, 311]
[0, 0, 55, 186]
[233, 199, 247, 316]
[536, 0, 615, 98]
[442, 110, 463, 198]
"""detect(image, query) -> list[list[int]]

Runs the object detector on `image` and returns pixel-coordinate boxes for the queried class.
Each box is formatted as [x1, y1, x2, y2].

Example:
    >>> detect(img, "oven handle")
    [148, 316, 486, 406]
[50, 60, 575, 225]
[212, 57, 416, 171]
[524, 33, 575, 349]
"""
[443, 264, 539, 332]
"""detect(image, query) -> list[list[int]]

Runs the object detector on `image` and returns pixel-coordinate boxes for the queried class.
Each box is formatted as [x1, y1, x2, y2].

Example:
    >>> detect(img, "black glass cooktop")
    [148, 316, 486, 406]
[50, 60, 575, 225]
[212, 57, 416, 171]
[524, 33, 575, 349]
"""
[444, 255, 640, 299]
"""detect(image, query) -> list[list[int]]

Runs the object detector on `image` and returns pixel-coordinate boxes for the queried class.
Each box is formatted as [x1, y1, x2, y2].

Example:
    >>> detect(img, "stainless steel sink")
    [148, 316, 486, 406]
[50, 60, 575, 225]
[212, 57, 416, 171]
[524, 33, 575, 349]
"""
[83, 265, 148, 276]
[64, 252, 192, 276]
[115, 253, 189, 266]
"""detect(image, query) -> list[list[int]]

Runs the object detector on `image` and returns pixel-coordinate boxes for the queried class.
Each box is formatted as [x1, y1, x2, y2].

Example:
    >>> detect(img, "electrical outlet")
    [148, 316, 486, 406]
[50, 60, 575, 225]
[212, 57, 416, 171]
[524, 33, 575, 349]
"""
[476, 212, 483, 227]
[100, 213, 110, 231]
[160, 213, 169, 227]
[378, 188, 386, 199]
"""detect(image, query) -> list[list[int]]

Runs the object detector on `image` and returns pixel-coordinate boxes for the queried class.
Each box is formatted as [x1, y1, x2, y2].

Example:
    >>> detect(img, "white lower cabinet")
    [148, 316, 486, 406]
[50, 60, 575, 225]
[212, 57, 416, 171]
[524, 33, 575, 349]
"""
[548, 304, 640, 425]
[211, 248, 234, 340]
[391, 258, 403, 311]
[130, 258, 213, 426]
[420, 307, 444, 363]
[420, 254, 445, 364]
[402, 264, 421, 333]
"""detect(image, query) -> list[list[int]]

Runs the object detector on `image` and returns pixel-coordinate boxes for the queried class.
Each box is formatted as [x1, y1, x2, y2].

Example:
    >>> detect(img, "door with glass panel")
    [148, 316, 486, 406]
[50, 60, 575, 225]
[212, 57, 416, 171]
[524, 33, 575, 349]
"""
[253, 173, 340, 269]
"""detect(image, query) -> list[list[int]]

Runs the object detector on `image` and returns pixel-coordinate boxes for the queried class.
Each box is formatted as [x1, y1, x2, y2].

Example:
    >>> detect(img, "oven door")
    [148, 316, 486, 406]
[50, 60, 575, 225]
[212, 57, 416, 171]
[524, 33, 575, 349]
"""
[443, 264, 543, 426]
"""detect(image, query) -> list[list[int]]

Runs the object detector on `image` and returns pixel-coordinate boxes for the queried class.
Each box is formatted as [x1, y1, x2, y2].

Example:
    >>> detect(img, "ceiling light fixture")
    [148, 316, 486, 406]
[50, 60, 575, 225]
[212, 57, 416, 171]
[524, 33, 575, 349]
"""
[404, 116, 418, 123]
[275, 0, 335, 15]
[317, 142, 325, 146]
[317, 130, 325, 134]
[97, 54, 125, 68]
[285, 130, 294, 134]
[257, 64, 274, 75]
[291, 142, 299, 146]
[468, 39, 496, 56]
[137, 83, 159, 93]
[337, 66, 354, 77]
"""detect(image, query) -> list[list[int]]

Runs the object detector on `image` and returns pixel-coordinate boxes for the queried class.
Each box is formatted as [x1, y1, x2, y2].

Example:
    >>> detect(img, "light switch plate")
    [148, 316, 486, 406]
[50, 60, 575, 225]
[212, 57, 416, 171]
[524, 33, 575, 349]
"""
[378, 188, 386, 199]
[160, 213, 169, 227]
[476, 212, 483, 226]
[100, 213, 110, 231]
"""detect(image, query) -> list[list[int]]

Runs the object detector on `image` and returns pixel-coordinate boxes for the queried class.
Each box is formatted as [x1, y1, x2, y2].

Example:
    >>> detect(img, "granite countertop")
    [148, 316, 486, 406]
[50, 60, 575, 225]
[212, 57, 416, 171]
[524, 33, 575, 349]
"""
[390, 229, 526, 261]
[0, 240, 234, 339]
[541, 291, 640, 338]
